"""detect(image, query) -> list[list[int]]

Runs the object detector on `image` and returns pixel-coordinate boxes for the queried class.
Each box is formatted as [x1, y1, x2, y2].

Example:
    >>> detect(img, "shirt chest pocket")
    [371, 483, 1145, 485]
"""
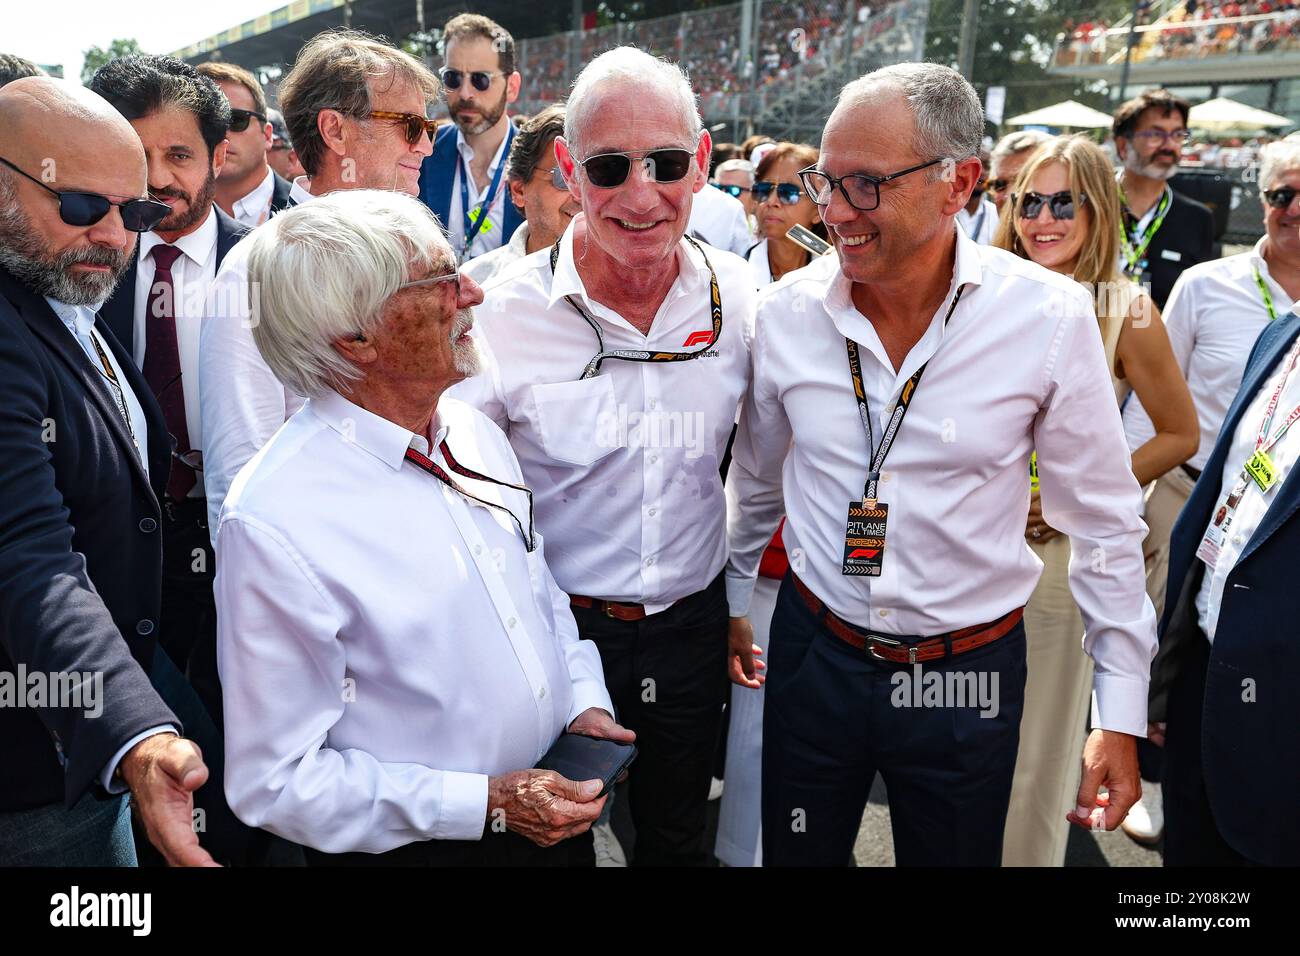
[529, 376, 621, 467]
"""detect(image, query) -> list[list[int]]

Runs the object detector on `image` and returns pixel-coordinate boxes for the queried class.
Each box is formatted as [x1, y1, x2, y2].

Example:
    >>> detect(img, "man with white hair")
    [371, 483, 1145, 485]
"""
[987, 129, 1052, 212]
[725, 63, 1158, 865]
[470, 46, 758, 866]
[215, 189, 631, 864]
[1120, 138, 1300, 848]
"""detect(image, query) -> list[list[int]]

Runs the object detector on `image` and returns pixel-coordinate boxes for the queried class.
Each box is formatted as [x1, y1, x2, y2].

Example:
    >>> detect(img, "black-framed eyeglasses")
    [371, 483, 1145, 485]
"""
[0, 156, 170, 232]
[440, 68, 505, 93]
[798, 157, 945, 212]
[578, 148, 695, 189]
[1264, 186, 1300, 209]
[364, 110, 437, 146]
[752, 181, 804, 206]
[714, 182, 751, 199]
[1014, 189, 1086, 221]
[228, 108, 267, 133]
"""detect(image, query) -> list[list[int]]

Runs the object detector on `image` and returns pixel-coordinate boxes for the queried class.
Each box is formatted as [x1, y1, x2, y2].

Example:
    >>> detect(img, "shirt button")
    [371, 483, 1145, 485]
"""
[539, 686, 547, 699]
[878, 609, 889, 618]
[648, 507, 657, 517]
[648, 399, 658, 410]
[507, 617, 517, 629]
[138, 517, 157, 533]
[1232, 535, 1244, 546]
[644, 557, 656, 567]
[135, 619, 155, 636]
[880, 472, 891, 483]
[649, 454, 659, 464]
[475, 545, 483, 556]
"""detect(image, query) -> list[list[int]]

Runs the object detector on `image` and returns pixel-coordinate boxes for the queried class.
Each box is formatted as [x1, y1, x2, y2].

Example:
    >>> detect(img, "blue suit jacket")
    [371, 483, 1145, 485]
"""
[1154, 309, 1300, 865]
[417, 121, 522, 251]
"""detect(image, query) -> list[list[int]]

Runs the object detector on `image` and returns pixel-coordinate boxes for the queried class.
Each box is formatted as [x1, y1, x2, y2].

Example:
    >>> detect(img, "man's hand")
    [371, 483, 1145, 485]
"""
[1025, 492, 1061, 544]
[1147, 721, 1167, 748]
[1066, 728, 1140, 832]
[567, 707, 635, 743]
[728, 615, 765, 689]
[119, 732, 219, 867]
[486, 770, 607, 847]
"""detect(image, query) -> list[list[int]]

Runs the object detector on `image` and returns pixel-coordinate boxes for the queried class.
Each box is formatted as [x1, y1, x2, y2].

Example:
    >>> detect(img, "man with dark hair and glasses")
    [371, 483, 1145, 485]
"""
[726, 63, 1157, 866]
[0, 76, 217, 867]
[196, 62, 293, 227]
[1112, 88, 1215, 310]
[467, 46, 758, 867]
[419, 13, 523, 262]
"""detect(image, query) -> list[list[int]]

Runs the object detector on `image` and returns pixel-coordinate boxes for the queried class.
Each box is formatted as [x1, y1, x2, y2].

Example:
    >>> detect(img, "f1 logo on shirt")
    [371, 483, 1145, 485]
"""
[847, 548, 879, 559]
[682, 330, 713, 347]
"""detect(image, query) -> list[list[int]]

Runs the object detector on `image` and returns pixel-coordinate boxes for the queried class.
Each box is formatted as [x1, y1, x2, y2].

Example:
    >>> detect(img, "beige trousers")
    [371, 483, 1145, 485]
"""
[1141, 467, 1197, 620]
[1002, 534, 1093, 866]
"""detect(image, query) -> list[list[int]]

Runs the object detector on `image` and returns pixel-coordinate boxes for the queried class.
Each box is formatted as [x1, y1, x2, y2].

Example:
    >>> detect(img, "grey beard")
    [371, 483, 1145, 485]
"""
[450, 308, 481, 376]
[1124, 149, 1178, 181]
[0, 199, 131, 305]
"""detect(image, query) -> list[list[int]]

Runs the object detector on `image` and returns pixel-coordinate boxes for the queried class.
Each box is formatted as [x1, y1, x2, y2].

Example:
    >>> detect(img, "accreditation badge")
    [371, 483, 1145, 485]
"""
[1244, 449, 1277, 493]
[843, 501, 888, 576]
[1196, 475, 1247, 569]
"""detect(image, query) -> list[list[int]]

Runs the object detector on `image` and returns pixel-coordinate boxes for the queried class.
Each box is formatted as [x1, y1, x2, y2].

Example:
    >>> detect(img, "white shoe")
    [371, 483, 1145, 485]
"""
[708, 776, 725, 801]
[592, 821, 626, 867]
[1121, 784, 1164, 845]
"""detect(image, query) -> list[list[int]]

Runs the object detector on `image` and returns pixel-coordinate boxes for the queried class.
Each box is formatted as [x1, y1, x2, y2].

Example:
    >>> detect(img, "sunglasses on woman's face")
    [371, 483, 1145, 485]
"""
[1264, 186, 1300, 210]
[752, 181, 805, 205]
[578, 148, 695, 188]
[228, 108, 267, 133]
[0, 156, 170, 232]
[439, 68, 504, 93]
[1015, 189, 1085, 221]
[365, 110, 438, 146]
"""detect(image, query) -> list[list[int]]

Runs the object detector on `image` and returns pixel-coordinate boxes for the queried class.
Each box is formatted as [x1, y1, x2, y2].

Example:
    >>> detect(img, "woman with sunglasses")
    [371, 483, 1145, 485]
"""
[993, 134, 1198, 866]
[746, 142, 826, 286]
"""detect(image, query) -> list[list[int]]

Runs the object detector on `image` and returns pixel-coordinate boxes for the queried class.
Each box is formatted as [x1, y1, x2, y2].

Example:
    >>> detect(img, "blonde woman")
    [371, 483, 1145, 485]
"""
[993, 135, 1198, 866]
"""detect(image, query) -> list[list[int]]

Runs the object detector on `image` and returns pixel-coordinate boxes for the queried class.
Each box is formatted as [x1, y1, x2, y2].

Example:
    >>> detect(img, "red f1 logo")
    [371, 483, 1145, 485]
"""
[848, 548, 879, 559]
[682, 330, 712, 347]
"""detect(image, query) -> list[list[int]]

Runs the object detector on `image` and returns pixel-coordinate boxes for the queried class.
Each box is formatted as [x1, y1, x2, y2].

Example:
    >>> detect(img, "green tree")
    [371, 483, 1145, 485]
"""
[81, 38, 143, 85]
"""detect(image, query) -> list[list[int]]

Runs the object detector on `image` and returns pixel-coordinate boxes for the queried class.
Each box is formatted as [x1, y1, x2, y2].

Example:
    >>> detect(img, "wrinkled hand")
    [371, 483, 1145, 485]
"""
[567, 707, 635, 743]
[120, 732, 219, 867]
[728, 616, 765, 689]
[486, 770, 607, 847]
[1066, 728, 1140, 832]
[1147, 721, 1167, 748]
[1025, 492, 1061, 544]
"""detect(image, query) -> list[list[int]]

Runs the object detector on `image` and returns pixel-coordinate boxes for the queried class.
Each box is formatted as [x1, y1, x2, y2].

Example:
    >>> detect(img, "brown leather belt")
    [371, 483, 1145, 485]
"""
[569, 594, 647, 622]
[791, 575, 1024, 664]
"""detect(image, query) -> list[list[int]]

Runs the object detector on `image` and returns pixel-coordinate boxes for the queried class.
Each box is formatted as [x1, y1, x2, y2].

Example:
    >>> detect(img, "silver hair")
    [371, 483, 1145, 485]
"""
[243, 189, 451, 398]
[991, 129, 1053, 168]
[564, 46, 702, 159]
[1259, 139, 1300, 192]
[715, 158, 755, 183]
[837, 62, 984, 180]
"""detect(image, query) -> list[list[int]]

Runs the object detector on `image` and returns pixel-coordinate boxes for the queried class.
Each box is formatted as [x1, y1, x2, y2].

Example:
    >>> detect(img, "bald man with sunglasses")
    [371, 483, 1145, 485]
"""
[0, 77, 217, 867]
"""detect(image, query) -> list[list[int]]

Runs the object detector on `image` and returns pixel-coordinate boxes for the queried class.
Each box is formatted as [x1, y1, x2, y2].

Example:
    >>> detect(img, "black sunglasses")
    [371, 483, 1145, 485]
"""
[440, 68, 504, 93]
[579, 148, 695, 189]
[0, 156, 169, 232]
[989, 178, 1011, 192]
[799, 157, 945, 212]
[1015, 189, 1086, 221]
[714, 182, 750, 198]
[228, 108, 267, 133]
[752, 181, 804, 205]
[1264, 186, 1300, 209]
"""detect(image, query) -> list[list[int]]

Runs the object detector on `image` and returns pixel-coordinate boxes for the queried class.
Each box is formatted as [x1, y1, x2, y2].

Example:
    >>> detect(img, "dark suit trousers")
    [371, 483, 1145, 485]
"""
[570, 572, 730, 867]
[158, 497, 222, 727]
[761, 573, 1027, 866]
[1162, 629, 1254, 867]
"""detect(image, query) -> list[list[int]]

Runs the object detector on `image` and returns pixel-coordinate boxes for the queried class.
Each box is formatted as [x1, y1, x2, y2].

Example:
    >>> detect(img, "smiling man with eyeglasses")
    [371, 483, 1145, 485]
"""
[418, 13, 524, 262]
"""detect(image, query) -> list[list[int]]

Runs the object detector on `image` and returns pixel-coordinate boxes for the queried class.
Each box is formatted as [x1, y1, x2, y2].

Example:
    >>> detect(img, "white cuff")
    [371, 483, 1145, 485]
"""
[101, 725, 178, 793]
[1090, 677, 1149, 737]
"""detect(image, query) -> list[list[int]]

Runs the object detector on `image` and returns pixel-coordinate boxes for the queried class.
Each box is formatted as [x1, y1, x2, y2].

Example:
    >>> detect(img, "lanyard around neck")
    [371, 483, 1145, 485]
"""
[1119, 185, 1172, 275]
[89, 332, 138, 449]
[1253, 265, 1280, 323]
[458, 123, 514, 257]
[549, 234, 723, 381]
[404, 437, 536, 551]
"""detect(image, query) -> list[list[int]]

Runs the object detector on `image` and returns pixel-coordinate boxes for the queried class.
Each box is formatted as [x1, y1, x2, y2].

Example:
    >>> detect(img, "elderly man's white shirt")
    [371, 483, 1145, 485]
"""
[724, 224, 1158, 736]
[214, 390, 612, 853]
[463, 221, 530, 286]
[468, 224, 757, 609]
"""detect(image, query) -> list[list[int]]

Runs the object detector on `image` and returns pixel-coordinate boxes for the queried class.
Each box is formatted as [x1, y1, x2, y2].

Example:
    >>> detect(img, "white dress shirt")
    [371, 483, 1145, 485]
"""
[688, 182, 754, 256]
[134, 209, 219, 497]
[229, 166, 276, 228]
[725, 223, 1157, 736]
[449, 125, 513, 261]
[198, 185, 313, 532]
[1123, 238, 1293, 470]
[956, 196, 998, 245]
[214, 390, 612, 853]
[469, 223, 756, 609]
[1195, 332, 1300, 641]
[746, 238, 774, 286]
[463, 220, 530, 286]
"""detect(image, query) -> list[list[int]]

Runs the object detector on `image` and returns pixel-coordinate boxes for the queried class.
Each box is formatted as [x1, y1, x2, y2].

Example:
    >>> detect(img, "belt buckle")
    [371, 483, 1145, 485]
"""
[604, 602, 624, 620]
[864, 633, 910, 663]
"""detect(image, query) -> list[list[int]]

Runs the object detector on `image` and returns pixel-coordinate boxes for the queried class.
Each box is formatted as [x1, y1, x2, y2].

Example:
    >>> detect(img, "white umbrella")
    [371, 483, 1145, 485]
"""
[1188, 97, 1292, 133]
[1004, 100, 1113, 130]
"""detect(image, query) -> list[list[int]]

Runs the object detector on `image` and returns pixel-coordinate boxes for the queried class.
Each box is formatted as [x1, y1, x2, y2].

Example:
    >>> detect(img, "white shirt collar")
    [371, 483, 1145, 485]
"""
[547, 218, 712, 311]
[455, 118, 514, 173]
[289, 175, 315, 205]
[310, 389, 447, 471]
[232, 166, 276, 219]
[44, 296, 100, 339]
[140, 205, 218, 268]
[508, 220, 531, 258]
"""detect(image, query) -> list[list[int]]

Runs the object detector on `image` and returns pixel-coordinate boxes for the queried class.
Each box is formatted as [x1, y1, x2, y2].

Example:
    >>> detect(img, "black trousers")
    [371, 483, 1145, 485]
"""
[304, 828, 594, 867]
[158, 497, 222, 728]
[1162, 629, 1254, 867]
[570, 572, 730, 866]
[761, 573, 1027, 866]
